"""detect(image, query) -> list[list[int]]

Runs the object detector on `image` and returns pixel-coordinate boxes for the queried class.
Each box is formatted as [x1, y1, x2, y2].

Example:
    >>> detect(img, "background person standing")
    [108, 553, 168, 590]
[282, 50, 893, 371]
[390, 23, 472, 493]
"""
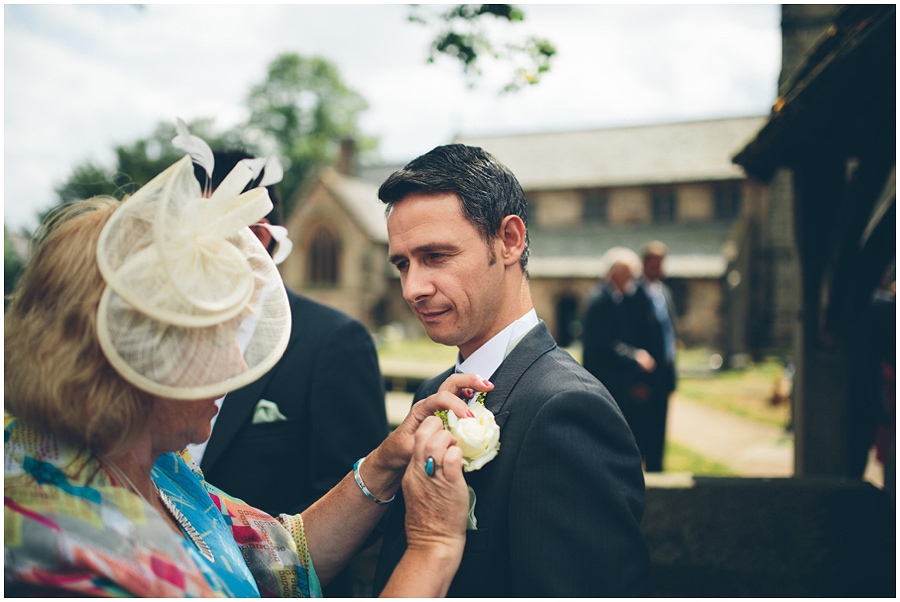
[582, 247, 657, 452]
[630, 240, 678, 473]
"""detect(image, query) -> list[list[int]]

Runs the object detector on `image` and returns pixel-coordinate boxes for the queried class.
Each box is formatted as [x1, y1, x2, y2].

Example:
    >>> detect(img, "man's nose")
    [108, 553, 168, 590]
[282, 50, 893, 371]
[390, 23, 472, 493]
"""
[403, 264, 435, 303]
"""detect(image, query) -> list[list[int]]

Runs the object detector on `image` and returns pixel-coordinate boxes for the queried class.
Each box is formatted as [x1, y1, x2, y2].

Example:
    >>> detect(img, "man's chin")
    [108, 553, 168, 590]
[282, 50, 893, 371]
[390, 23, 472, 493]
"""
[421, 325, 458, 348]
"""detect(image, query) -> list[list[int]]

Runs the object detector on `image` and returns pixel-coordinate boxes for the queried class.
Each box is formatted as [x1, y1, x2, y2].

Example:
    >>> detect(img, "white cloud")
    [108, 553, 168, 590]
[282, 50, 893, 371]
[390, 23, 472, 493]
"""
[3, 4, 781, 232]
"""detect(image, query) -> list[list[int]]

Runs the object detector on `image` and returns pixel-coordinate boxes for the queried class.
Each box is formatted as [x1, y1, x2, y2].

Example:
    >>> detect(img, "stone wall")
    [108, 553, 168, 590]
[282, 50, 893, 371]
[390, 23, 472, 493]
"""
[643, 476, 895, 597]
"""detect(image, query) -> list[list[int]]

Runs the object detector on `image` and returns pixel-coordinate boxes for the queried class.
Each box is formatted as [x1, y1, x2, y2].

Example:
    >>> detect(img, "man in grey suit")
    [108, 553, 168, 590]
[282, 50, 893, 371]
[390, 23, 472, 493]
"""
[372, 144, 649, 597]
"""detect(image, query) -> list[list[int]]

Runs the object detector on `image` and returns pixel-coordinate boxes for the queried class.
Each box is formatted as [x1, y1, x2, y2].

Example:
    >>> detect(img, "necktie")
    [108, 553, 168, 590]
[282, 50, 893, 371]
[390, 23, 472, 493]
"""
[650, 286, 676, 363]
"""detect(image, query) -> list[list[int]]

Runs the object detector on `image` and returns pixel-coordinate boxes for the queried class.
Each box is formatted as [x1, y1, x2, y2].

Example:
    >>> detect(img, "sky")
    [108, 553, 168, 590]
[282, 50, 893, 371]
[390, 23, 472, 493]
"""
[4, 4, 782, 233]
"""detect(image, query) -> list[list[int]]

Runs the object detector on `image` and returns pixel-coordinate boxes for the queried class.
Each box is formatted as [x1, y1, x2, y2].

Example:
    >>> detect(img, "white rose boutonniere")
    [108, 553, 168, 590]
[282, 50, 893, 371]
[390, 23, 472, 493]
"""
[436, 392, 501, 472]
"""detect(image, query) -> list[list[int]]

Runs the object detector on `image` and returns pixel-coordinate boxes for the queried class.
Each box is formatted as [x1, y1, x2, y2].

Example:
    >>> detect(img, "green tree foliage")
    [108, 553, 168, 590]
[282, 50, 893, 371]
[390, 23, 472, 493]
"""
[52, 119, 244, 216]
[410, 4, 556, 93]
[54, 161, 119, 205]
[245, 53, 373, 216]
[54, 55, 371, 220]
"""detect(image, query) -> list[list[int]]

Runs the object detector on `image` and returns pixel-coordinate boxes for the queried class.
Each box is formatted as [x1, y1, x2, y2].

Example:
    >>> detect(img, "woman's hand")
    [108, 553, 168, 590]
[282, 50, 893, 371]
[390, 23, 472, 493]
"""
[364, 374, 494, 492]
[403, 415, 469, 548]
[302, 373, 491, 590]
[379, 416, 469, 597]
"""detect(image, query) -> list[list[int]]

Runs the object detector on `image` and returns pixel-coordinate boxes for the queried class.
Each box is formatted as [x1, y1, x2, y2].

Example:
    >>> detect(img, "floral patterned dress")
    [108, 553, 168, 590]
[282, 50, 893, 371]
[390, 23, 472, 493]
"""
[4, 417, 322, 597]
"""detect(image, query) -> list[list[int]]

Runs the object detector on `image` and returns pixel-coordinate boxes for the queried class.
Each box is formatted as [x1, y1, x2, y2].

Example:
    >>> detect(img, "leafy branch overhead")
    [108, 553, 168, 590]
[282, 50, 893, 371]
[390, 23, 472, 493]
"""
[410, 4, 556, 93]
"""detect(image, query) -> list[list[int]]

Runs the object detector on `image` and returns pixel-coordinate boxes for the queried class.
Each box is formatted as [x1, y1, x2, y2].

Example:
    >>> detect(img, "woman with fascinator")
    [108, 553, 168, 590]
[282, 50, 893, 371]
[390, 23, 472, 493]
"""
[4, 123, 488, 597]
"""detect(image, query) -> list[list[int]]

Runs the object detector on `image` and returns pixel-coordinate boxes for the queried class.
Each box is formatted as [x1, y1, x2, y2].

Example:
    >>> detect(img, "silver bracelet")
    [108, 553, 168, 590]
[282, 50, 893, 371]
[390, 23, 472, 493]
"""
[353, 457, 395, 505]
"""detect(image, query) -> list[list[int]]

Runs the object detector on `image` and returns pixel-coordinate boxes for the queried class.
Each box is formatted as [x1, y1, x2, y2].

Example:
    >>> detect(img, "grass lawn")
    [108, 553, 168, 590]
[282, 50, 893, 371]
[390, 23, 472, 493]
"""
[664, 441, 738, 476]
[675, 348, 793, 429]
[378, 336, 457, 367]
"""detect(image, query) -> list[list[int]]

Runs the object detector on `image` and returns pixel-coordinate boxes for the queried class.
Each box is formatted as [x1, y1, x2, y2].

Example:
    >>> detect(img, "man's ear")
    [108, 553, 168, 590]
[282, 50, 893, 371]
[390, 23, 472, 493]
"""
[498, 215, 526, 267]
[249, 218, 273, 251]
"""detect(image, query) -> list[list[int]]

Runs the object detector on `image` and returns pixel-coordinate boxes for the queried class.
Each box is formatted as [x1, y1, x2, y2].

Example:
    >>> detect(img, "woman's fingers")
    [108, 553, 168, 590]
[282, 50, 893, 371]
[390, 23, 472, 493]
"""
[413, 415, 451, 451]
[411, 372, 493, 424]
[439, 444, 464, 482]
[403, 418, 470, 548]
[408, 392, 469, 427]
[437, 373, 494, 398]
[408, 373, 494, 428]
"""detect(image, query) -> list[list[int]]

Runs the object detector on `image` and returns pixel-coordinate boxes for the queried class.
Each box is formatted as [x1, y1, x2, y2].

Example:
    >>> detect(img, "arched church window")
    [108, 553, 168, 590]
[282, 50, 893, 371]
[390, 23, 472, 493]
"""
[307, 226, 340, 286]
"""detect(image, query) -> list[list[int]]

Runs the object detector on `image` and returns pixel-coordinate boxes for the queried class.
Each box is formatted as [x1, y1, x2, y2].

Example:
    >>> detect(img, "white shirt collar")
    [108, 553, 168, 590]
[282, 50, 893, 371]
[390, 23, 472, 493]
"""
[456, 309, 539, 382]
[640, 277, 662, 293]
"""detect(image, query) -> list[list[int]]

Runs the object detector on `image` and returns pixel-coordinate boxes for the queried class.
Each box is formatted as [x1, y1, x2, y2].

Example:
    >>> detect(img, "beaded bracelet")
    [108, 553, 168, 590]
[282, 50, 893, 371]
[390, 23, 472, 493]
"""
[353, 457, 396, 505]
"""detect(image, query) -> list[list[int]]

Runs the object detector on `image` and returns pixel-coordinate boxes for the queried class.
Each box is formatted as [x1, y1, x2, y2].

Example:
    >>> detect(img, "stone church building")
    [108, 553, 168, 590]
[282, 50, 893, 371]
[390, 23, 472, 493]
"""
[280, 116, 781, 358]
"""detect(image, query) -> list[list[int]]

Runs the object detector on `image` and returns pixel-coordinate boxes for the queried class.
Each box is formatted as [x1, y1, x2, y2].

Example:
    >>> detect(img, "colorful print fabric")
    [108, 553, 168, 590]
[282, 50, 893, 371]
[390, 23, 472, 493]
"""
[4, 418, 322, 597]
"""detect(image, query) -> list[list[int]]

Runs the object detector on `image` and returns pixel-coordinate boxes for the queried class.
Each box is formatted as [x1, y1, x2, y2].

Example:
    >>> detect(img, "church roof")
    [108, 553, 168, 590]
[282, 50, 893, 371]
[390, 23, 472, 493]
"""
[319, 167, 388, 244]
[528, 221, 734, 279]
[453, 116, 767, 190]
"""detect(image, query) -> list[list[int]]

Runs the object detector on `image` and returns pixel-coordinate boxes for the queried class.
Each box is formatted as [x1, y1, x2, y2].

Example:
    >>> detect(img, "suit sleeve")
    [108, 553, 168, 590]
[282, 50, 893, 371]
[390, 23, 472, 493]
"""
[508, 385, 650, 596]
[301, 318, 388, 513]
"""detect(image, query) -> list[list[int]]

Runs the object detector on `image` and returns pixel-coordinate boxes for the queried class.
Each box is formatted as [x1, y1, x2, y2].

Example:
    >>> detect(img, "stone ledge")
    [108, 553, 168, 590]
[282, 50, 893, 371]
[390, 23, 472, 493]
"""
[643, 476, 896, 597]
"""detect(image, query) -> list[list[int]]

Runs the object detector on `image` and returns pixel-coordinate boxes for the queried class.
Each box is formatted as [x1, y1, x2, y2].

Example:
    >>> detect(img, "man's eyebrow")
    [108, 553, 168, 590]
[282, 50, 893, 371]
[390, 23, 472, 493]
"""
[388, 244, 456, 265]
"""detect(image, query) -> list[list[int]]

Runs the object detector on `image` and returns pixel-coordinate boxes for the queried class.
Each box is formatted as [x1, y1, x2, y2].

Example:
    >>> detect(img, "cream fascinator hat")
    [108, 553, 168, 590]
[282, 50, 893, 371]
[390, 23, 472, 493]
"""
[95, 120, 291, 400]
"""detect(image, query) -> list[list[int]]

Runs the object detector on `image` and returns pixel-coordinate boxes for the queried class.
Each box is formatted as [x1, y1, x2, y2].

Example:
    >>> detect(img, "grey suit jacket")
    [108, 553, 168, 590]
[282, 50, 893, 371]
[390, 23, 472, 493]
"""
[373, 322, 649, 597]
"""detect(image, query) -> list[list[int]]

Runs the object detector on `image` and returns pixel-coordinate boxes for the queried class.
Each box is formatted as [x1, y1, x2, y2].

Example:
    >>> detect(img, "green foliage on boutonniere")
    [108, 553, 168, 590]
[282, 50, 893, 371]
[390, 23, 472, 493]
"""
[434, 390, 488, 425]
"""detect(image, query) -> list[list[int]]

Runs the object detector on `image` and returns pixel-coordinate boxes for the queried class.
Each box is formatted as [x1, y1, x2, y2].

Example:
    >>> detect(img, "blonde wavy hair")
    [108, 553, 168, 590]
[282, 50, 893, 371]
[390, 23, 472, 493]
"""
[5, 198, 154, 457]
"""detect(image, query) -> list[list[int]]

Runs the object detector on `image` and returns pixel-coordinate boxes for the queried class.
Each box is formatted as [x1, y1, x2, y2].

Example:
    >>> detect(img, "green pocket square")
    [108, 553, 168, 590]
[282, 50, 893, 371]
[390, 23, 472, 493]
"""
[467, 486, 478, 530]
[252, 399, 287, 424]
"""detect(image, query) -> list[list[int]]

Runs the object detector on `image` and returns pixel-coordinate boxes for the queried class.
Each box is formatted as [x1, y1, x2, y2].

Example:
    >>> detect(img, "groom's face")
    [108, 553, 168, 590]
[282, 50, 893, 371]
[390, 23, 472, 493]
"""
[387, 191, 507, 359]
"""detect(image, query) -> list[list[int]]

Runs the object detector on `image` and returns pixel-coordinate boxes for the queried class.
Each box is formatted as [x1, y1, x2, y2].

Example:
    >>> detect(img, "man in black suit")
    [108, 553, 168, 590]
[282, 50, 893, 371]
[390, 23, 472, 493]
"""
[372, 144, 649, 596]
[630, 241, 678, 473]
[189, 151, 389, 597]
[582, 247, 658, 440]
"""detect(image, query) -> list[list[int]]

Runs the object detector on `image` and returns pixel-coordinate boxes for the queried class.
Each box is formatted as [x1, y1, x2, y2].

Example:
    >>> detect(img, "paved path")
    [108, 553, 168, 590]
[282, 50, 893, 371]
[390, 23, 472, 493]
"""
[666, 393, 884, 487]
[666, 393, 794, 477]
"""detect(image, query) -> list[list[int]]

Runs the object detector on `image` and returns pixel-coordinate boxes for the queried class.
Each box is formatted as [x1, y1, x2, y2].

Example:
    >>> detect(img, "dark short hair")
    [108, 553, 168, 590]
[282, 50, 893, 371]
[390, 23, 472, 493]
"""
[378, 144, 530, 272]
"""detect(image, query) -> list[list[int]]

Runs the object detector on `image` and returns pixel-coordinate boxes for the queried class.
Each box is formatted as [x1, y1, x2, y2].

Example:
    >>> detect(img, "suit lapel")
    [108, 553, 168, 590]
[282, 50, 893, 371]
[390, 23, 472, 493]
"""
[200, 370, 276, 472]
[484, 321, 557, 416]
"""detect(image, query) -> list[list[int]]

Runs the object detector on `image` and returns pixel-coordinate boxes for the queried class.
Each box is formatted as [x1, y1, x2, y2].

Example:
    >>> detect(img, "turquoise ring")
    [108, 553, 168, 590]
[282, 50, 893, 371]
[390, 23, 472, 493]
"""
[425, 456, 436, 477]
